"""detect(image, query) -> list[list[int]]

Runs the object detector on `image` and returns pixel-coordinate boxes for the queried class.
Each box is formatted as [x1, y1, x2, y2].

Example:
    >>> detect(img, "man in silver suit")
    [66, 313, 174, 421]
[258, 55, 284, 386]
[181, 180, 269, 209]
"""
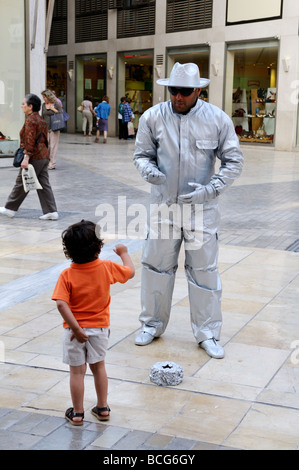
[133, 63, 243, 358]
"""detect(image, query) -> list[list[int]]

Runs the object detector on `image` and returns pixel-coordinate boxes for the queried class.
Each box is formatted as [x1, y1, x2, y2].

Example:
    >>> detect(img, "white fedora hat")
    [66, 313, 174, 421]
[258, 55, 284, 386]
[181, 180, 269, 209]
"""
[156, 62, 210, 88]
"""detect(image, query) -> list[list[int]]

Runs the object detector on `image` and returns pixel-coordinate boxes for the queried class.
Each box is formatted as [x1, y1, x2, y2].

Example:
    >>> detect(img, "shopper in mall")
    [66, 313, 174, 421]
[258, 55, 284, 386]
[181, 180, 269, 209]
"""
[81, 95, 96, 136]
[0, 93, 58, 220]
[133, 62, 244, 359]
[41, 89, 63, 170]
[118, 96, 126, 139]
[94, 96, 111, 144]
[122, 97, 134, 140]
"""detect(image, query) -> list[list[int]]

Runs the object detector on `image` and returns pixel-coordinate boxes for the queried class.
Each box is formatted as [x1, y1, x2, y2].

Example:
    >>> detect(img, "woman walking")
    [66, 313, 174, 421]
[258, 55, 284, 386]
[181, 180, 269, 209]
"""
[41, 89, 62, 170]
[0, 94, 58, 220]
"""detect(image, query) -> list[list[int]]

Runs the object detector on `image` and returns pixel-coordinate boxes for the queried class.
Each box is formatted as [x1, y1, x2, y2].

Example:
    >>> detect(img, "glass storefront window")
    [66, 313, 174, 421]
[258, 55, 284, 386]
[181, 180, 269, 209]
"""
[47, 56, 67, 110]
[0, 0, 25, 144]
[225, 41, 278, 144]
[117, 50, 153, 131]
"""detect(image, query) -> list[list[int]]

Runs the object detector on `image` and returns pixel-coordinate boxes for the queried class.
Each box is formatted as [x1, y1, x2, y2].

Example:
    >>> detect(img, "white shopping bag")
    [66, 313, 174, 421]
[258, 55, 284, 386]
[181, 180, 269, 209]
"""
[127, 121, 135, 136]
[22, 164, 43, 193]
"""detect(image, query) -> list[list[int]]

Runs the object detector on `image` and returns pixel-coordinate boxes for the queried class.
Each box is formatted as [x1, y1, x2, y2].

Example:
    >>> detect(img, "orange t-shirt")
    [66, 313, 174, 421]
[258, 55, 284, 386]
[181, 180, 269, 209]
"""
[52, 258, 131, 328]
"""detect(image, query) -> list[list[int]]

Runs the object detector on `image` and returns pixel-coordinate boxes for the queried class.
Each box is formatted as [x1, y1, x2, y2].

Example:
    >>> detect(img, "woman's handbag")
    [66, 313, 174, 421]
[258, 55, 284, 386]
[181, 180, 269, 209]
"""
[13, 133, 44, 168]
[50, 113, 65, 132]
[13, 148, 25, 168]
[77, 105, 83, 113]
[22, 164, 43, 193]
[63, 110, 70, 121]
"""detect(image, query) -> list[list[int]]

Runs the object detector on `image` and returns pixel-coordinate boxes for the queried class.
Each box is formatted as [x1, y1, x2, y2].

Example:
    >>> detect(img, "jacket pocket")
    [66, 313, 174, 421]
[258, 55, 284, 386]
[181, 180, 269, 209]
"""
[196, 140, 218, 150]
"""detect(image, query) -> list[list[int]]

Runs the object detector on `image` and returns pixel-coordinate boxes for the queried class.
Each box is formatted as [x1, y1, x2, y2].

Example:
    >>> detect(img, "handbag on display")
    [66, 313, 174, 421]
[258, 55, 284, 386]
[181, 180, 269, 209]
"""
[22, 164, 43, 193]
[13, 148, 25, 168]
[77, 105, 83, 112]
[50, 113, 65, 132]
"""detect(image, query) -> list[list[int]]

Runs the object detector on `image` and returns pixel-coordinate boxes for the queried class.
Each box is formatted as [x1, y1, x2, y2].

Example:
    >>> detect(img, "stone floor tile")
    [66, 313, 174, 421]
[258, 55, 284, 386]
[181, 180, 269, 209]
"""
[31, 424, 100, 450]
[29, 415, 66, 436]
[164, 436, 197, 450]
[113, 430, 152, 449]
[224, 403, 299, 450]
[90, 426, 129, 449]
[8, 412, 49, 433]
[0, 409, 30, 430]
[0, 429, 42, 450]
[196, 342, 289, 388]
[145, 433, 173, 448]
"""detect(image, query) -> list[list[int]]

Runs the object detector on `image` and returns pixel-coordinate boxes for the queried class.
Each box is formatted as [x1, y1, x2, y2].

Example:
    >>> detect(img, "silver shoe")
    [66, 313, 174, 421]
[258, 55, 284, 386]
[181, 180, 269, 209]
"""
[39, 212, 59, 220]
[200, 338, 224, 359]
[0, 207, 16, 218]
[135, 331, 154, 346]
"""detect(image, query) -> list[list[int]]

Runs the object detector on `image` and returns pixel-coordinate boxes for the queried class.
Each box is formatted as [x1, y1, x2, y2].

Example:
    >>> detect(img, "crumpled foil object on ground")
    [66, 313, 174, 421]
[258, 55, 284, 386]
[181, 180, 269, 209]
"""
[150, 361, 184, 386]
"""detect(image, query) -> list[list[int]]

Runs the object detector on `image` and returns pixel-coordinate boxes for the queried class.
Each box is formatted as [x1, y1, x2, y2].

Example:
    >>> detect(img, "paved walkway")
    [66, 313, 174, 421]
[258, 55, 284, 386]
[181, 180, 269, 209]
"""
[0, 134, 298, 450]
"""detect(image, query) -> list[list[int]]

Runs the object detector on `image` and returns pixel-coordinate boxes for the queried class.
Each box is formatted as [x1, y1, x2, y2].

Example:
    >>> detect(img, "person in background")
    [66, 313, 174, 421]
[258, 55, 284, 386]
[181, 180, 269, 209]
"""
[94, 96, 111, 144]
[0, 94, 58, 220]
[41, 89, 62, 170]
[118, 97, 126, 139]
[52, 90, 63, 108]
[122, 97, 133, 140]
[81, 95, 96, 136]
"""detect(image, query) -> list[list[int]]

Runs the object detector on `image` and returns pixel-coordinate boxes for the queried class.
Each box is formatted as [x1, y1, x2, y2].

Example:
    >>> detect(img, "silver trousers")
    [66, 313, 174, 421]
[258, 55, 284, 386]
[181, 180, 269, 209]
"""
[139, 204, 222, 343]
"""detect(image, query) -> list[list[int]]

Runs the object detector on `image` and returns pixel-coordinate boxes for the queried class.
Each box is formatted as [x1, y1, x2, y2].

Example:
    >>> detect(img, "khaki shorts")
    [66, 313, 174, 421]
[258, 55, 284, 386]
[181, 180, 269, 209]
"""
[63, 327, 110, 366]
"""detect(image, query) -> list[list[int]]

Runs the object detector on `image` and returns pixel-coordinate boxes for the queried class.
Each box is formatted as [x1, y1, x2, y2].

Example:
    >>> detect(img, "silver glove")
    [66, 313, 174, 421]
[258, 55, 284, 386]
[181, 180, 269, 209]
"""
[142, 166, 166, 185]
[178, 182, 216, 204]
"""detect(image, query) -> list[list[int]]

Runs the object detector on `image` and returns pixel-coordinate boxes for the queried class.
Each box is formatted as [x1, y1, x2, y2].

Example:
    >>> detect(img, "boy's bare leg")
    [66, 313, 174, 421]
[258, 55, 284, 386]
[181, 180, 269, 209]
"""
[69, 363, 86, 421]
[89, 361, 109, 416]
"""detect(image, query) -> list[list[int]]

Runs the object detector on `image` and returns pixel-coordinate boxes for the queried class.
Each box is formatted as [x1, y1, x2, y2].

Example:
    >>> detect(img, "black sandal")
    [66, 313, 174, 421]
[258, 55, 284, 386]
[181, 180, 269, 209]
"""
[65, 407, 84, 426]
[91, 406, 110, 421]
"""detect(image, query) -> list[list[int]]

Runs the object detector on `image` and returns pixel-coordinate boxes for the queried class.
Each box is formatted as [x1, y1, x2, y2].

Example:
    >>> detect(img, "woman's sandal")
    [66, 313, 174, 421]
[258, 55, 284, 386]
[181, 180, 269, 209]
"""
[65, 407, 84, 426]
[91, 406, 111, 421]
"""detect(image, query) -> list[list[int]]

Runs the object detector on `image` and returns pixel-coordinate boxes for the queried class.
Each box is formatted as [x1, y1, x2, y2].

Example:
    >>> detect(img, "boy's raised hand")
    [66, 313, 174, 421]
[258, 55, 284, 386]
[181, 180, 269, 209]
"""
[113, 244, 127, 256]
[113, 244, 135, 279]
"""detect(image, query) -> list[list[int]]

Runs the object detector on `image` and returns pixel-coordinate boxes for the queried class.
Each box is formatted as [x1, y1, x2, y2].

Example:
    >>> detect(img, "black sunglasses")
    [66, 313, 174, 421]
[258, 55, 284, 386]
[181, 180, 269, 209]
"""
[168, 87, 196, 97]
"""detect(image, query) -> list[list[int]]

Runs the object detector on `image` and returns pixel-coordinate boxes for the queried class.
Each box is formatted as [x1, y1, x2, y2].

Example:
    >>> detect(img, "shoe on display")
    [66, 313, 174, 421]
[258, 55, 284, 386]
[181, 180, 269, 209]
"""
[0, 207, 16, 218]
[39, 212, 59, 220]
[199, 338, 224, 359]
[135, 330, 154, 346]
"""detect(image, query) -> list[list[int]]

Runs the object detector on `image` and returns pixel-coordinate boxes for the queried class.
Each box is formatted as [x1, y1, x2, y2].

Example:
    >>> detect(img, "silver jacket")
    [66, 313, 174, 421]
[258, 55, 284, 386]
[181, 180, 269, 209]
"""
[134, 98, 244, 207]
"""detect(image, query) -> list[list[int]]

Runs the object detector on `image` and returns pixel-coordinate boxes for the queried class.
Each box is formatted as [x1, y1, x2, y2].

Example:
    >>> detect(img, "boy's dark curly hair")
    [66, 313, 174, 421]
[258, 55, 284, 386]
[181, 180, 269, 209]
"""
[62, 220, 104, 264]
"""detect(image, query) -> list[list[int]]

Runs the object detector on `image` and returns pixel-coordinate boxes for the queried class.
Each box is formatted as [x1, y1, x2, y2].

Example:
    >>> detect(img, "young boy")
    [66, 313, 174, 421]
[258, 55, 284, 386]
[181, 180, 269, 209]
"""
[52, 220, 135, 425]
